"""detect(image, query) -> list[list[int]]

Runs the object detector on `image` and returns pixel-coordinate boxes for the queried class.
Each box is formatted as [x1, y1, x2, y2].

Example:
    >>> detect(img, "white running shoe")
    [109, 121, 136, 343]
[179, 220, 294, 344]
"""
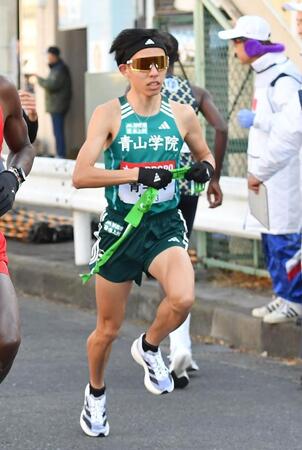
[263, 301, 302, 324]
[252, 296, 284, 318]
[131, 334, 174, 395]
[80, 384, 110, 437]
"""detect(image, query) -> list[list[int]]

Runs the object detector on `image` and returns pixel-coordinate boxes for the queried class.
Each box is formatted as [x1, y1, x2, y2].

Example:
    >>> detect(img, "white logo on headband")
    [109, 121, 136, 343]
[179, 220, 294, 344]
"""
[145, 39, 155, 45]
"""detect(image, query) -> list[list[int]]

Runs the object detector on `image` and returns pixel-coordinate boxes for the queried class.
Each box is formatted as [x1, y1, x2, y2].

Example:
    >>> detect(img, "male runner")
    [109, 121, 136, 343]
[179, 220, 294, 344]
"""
[0, 76, 35, 383]
[73, 28, 215, 438]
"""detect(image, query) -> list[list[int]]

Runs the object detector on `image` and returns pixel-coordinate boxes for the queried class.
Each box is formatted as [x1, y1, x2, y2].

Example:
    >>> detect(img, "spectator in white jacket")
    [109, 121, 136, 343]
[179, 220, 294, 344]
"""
[248, 92, 302, 315]
[248, 90, 302, 189]
[219, 15, 302, 324]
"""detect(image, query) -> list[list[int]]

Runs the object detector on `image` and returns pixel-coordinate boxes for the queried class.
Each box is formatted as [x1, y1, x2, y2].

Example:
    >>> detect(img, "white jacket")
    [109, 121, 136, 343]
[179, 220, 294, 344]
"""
[253, 91, 302, 182]
[245, 52, 302, 234]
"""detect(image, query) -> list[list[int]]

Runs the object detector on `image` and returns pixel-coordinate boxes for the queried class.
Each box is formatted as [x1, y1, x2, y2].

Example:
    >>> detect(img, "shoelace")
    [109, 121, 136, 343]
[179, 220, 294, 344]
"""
[88, 396, 106, 423]
[147, 349, 169, 380]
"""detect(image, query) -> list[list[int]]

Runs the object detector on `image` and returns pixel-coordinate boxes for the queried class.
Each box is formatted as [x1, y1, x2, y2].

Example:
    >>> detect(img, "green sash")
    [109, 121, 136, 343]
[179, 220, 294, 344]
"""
[81, 167, 204, 284]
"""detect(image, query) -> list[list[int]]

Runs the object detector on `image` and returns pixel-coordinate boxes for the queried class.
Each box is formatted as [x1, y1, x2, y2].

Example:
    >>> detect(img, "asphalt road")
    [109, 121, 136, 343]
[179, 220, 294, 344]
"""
[1, 294, 302, 450]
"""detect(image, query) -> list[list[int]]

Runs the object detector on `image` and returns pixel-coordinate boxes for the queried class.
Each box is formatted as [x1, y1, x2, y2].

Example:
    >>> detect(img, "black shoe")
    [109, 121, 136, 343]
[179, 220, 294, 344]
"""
[171, 370, 189, 389]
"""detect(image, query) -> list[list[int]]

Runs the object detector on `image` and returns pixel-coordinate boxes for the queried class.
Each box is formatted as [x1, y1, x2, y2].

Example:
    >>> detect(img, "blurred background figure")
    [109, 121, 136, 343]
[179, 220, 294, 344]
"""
[160, 31, 228, 388]
[219, 15, 302, 325]
[283, 2, 302, 39]
[35, 46, 72, 158]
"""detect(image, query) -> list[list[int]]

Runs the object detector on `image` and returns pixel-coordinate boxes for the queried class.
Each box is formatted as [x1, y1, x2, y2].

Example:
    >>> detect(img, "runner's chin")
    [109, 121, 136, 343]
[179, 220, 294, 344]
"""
[147, 82, 161, 94]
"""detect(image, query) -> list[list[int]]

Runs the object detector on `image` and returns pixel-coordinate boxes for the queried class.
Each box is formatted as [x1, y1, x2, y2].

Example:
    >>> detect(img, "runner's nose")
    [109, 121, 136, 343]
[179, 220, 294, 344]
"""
[149, 64, 159, 75]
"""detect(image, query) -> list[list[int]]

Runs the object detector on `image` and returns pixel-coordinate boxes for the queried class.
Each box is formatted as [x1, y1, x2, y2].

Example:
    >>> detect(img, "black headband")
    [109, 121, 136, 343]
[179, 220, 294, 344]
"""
[119, 37, 168, 65]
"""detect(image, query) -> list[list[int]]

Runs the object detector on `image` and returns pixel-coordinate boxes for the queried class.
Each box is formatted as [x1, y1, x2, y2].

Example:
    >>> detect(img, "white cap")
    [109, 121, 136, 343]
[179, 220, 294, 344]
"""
[218, 15, 271, 41]
[282, 2, 302, 11]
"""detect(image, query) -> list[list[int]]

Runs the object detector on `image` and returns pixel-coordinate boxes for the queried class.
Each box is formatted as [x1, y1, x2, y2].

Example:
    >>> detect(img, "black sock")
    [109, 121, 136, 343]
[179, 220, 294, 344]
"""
[142, 333, 158, 352]
[90, 383, 105, 397]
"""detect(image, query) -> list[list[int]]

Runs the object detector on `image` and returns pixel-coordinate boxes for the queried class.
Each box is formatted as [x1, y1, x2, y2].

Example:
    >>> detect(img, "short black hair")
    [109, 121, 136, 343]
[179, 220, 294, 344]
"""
[47, 46, 60, 56]
[109, 28, 167, 65]
[160, 32, 179, 65]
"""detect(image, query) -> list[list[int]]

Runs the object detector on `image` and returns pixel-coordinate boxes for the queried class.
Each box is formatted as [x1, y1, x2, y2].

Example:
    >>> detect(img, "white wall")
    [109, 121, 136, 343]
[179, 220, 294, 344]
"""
[0, 1, 18, 83]
[86, 0, 136, 73]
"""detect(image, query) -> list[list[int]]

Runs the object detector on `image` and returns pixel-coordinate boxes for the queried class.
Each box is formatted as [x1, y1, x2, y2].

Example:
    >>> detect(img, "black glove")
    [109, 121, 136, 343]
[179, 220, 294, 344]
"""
[0, 171, 19, 217]
[185, 161, 214, 184]
[138, 167, 172, 189]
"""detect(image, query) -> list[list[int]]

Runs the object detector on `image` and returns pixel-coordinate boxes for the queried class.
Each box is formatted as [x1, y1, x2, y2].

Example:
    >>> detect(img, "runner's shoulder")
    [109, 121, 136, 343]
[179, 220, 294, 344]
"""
[90, 98, 121, 126]
[93, 98, 120, 116]
[0, 76, 19, 105]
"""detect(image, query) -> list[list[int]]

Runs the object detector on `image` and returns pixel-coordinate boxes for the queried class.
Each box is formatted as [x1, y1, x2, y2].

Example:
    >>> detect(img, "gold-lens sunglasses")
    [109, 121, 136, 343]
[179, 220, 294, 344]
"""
[126, 55, 169, 72]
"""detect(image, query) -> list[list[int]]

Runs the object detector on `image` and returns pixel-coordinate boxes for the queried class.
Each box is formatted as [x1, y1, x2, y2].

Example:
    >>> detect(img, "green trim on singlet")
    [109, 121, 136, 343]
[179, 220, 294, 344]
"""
[104, 95, 184, 215]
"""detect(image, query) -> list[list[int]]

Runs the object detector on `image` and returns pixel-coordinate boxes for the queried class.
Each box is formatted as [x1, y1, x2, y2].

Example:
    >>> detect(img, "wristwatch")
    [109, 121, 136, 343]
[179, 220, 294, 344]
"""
[8, 167, 26, 185]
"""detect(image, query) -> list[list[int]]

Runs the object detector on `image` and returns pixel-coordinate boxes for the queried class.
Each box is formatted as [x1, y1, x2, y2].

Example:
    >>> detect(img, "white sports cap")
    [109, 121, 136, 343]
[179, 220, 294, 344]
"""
[218, 15, 271, 41]
[282, 2, 302, 11]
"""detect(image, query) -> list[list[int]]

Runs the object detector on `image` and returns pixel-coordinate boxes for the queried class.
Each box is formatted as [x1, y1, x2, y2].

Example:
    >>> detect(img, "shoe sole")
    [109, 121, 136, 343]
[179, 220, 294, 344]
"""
[131, 338, 174, 396]
[263, 316, 298, 324]
[252, 310, 267, 318]
[80, 412, 110, 438]
[170, 350, 192, 377]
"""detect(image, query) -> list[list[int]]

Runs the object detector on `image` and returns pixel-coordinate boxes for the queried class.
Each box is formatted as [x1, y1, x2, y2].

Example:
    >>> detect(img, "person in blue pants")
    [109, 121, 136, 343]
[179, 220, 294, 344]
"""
[248, 90, 302, 323]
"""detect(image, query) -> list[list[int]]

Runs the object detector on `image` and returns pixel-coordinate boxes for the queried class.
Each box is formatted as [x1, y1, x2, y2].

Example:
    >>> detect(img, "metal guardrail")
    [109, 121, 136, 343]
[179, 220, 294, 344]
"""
[15, 157, 106, 266]
[195, 178, 268, 277]
[15, 157, 264, 273]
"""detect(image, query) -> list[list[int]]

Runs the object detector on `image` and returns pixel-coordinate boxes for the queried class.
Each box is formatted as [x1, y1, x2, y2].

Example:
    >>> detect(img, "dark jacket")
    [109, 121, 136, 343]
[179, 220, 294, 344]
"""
[37, 60, 72, 114]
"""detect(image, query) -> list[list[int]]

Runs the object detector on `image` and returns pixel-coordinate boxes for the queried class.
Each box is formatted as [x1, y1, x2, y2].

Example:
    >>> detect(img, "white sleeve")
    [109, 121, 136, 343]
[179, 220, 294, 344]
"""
[252, 92, 302, 181]
[253, 76, 301, 133]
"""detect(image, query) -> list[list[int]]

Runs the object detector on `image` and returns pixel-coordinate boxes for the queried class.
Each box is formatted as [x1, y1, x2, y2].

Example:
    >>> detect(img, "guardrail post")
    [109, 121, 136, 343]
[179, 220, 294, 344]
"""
[73, 211, 92, 266]
[196, 231, 207, 264]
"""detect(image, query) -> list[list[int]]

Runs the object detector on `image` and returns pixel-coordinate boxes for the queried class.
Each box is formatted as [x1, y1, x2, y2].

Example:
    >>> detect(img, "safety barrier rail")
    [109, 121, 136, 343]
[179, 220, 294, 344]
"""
[194, 177, 266, 276]
[14, 157, 264, 273]
[15, 157, 105, 265]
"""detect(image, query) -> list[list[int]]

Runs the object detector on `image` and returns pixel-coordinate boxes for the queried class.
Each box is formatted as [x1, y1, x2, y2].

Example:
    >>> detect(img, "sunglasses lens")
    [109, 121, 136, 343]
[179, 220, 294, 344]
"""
[130, 55, 168, 71]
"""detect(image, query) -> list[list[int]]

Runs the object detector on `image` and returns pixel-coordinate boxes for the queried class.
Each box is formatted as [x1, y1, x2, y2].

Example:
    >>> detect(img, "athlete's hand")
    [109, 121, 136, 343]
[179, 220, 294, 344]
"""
[207, 178, 223, 208]
[138, 167, 172, 189]
[185, 161, 214, 184]
[0, 171, 19, 217]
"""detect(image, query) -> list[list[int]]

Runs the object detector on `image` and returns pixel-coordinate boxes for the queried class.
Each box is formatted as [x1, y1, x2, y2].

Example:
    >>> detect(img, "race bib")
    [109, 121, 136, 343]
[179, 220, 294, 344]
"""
[118, 160, 176, 204]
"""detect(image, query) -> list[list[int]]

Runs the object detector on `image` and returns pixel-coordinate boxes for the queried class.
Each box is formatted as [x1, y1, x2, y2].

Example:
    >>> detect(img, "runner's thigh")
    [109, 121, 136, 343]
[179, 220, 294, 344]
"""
[148, 246, 194, 298]
[95, 275, 133, 330]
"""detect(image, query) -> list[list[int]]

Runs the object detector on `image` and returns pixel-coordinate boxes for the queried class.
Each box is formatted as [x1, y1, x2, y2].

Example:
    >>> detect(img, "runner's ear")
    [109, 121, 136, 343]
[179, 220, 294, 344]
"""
[119, 64, 129, 77]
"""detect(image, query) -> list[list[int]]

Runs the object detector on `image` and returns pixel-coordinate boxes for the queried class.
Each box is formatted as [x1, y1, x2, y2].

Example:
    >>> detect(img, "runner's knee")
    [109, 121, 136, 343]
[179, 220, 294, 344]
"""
[91, 324, 120, 346]
[168, 293, 194, 315]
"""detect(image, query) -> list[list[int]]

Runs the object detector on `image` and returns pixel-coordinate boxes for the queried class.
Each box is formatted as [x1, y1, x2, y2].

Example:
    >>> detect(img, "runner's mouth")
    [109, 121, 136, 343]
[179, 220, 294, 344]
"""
[147, 82, 160, 87]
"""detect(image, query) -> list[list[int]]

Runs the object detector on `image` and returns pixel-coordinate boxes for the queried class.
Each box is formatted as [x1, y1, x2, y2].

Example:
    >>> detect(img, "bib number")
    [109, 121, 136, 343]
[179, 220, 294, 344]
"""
[118, 160, 176, 205]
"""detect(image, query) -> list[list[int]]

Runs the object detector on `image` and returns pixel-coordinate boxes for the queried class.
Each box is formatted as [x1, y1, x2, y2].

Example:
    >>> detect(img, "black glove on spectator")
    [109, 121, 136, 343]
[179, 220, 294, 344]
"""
[0, 171, 19, 217]
[138, 167, 172, 189]
[185, 161, 214, 184]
